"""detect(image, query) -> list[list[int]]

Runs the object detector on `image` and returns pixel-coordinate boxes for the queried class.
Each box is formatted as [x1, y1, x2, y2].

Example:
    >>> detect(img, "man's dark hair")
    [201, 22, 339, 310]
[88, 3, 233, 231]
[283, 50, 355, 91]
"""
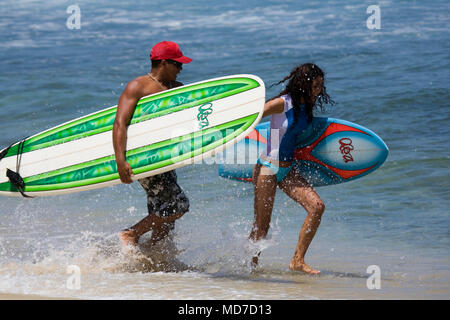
[151, 60, 162, 68]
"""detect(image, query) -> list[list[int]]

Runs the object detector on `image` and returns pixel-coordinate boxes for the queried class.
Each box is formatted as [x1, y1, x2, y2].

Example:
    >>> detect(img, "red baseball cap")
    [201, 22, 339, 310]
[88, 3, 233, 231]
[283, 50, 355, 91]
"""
[150, 41, 192, 64]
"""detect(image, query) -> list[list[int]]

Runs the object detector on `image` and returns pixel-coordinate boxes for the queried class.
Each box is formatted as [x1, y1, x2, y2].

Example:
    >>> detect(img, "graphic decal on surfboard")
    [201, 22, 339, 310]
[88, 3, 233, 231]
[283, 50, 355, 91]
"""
[218, 117, 389, 187]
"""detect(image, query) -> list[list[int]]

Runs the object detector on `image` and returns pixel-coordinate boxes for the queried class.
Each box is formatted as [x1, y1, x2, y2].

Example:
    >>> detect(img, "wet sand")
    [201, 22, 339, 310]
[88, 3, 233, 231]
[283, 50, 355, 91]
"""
[0, 293, 78, 300]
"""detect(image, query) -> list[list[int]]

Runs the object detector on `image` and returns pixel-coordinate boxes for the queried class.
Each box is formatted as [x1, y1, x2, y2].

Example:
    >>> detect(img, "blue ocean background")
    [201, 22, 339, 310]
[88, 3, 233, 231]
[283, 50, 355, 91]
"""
[0, 0, 448, 299]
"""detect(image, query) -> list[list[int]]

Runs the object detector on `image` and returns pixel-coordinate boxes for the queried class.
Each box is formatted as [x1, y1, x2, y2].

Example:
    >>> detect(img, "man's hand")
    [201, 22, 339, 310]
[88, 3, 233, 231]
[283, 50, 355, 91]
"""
[117, 160, 134, 184]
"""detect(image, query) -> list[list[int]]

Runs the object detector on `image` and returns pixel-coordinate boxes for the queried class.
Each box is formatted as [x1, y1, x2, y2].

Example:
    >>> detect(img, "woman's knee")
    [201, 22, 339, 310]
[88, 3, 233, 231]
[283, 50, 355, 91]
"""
[308, 199, 325, 219]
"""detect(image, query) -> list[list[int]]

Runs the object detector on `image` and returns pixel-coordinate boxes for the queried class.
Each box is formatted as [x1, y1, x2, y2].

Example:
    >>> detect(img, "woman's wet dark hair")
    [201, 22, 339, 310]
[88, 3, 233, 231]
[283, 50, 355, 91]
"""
[270, 63, 334, 122]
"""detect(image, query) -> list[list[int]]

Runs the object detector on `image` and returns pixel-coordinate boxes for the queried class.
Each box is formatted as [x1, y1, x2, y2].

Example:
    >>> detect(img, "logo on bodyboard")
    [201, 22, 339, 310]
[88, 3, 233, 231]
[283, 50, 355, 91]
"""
[197, 103, 213, 129]
[339, 138, 354, 163]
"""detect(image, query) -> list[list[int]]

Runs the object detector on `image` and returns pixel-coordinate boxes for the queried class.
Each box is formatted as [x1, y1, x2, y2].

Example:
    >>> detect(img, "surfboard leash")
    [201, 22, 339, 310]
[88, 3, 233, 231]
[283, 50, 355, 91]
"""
[1, 138, 34, 198]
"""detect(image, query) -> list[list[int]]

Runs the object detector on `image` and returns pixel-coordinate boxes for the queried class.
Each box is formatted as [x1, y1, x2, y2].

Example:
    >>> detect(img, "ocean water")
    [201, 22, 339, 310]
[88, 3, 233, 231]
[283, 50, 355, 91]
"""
[0, 0, 449, 300]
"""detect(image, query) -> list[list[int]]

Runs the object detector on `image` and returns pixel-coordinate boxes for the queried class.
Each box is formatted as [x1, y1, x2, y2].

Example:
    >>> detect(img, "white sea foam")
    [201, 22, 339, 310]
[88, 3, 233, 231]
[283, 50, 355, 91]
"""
[2, 40, 38, 48]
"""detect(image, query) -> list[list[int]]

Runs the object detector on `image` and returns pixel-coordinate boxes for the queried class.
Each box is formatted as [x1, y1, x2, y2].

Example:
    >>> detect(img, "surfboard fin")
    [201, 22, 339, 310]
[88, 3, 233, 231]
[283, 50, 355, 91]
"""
[6, 169, 34, 198]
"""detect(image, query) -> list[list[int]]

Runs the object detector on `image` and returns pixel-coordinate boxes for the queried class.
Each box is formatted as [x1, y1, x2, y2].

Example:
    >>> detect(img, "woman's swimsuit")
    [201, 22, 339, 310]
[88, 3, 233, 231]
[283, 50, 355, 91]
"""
[259, 94, 309, 182]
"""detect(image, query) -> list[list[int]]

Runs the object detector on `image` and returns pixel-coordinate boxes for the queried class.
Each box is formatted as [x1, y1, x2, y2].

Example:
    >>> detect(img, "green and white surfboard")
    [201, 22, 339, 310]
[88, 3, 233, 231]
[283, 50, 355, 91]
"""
[0, 75, 265, 197]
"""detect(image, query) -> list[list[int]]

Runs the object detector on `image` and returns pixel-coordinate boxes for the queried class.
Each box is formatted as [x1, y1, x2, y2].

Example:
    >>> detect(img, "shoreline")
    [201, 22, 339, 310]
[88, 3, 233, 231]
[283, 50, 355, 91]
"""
[0, 293, 78, 300]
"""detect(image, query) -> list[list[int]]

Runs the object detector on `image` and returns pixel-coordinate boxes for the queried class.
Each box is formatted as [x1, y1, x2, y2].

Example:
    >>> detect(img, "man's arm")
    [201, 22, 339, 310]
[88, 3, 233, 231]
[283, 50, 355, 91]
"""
[113, 80, 142, 184]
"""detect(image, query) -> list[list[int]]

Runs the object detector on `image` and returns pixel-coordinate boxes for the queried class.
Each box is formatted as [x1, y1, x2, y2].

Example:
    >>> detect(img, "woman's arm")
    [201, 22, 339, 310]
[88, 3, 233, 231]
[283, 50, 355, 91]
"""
[262, 97, 284, 117]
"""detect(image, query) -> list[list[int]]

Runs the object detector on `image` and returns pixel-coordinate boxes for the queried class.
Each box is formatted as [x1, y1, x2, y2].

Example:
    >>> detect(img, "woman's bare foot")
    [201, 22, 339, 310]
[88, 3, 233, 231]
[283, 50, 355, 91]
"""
[251, 251, 261, 268]
[289, 259, 321, 275]
[120, 229, 139, 247]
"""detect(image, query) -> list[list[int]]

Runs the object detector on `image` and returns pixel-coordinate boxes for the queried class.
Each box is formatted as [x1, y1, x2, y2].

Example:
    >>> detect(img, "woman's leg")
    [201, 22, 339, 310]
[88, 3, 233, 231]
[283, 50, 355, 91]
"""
[278, 167, 325, 274]
[249, 163, 278, 265]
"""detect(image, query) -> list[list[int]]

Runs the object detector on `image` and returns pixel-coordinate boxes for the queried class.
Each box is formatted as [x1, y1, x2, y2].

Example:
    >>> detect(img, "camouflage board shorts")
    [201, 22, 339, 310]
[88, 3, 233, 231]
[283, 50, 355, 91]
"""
[138, 170, 189, 218]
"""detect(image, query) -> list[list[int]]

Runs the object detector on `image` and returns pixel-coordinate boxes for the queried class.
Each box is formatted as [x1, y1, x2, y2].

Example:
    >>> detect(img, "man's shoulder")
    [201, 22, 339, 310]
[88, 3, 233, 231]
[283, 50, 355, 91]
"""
[124, 76, 149, 97]
[129, 75, 149, 88]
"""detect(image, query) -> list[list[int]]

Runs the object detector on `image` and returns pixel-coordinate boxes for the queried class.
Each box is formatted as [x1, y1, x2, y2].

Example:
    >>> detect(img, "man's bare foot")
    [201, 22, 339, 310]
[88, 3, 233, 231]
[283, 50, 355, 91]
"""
[289, 259, 321, 275]
[120, 229, 139, 247]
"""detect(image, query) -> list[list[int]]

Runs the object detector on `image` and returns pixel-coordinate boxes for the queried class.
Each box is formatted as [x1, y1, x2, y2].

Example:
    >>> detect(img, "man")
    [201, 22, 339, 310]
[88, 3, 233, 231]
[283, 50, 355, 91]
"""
[113, 41, 192, 247]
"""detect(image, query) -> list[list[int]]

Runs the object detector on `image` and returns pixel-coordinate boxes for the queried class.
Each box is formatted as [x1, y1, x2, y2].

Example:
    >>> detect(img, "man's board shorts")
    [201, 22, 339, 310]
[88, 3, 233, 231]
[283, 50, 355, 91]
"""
[138, 170, 189, 218]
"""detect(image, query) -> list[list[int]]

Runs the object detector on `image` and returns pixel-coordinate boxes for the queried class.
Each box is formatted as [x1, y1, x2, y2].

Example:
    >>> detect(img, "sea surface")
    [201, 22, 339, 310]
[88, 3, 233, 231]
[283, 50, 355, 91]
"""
[0, 0, 449, 300]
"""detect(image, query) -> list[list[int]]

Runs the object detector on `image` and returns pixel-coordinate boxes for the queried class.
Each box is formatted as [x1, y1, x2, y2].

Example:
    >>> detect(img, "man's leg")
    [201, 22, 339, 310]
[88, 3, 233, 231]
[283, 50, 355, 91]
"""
[120, 211, 184, 246]
[120, 171, 189, 247]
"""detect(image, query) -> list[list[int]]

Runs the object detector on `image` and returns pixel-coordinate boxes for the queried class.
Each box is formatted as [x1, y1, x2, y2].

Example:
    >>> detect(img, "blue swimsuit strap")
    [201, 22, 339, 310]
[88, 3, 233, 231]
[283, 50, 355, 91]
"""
[257, 158, 292, 182]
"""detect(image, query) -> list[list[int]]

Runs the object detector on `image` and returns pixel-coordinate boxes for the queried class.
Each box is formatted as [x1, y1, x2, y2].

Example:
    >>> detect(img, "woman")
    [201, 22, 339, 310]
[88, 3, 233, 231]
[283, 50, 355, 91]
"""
[249, 63, 334, 274]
